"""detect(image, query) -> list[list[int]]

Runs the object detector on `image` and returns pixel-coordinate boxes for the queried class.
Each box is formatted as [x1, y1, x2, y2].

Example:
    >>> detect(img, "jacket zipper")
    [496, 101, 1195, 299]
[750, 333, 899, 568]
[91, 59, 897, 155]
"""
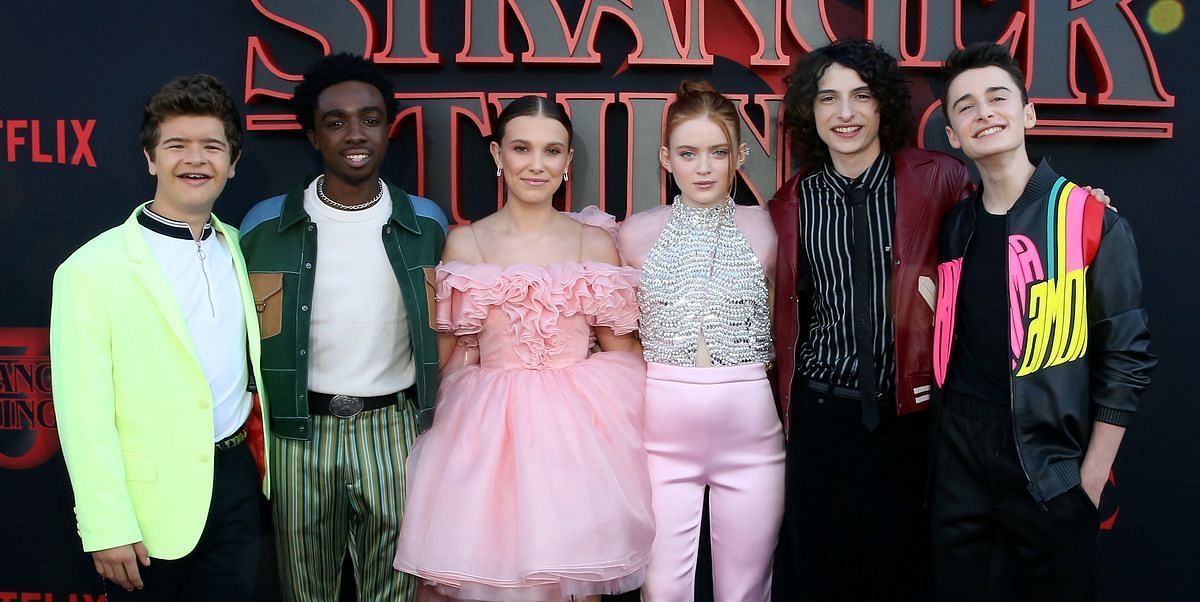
[789, 204, 803, 435]
[196, 238, 216, 317]
[1000, 209, 1038, 506]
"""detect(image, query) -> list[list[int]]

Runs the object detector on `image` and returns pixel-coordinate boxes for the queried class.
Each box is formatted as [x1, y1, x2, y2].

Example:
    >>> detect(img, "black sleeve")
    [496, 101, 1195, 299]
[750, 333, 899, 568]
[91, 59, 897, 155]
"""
[1086, 214, 1157, 425]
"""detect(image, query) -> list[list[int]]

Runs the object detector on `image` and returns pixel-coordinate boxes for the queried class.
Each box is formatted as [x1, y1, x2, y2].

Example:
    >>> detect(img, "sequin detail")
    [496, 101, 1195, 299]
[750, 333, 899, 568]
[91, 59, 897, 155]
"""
[638, 198, 771, 366]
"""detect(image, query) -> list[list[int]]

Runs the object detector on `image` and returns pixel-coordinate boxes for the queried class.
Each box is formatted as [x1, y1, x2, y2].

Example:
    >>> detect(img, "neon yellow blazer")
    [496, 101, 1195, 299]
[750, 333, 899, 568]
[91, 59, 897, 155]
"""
[49, 204, 270, 560]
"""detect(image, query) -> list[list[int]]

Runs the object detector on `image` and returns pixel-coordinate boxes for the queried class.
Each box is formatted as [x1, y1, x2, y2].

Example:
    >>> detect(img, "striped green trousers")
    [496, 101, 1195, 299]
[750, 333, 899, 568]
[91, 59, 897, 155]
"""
[271, 403, 419, 601]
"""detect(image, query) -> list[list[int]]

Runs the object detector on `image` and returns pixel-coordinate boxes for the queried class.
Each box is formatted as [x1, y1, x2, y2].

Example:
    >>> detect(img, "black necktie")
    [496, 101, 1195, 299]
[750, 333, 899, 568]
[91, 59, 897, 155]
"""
[849, 183, 880, 432]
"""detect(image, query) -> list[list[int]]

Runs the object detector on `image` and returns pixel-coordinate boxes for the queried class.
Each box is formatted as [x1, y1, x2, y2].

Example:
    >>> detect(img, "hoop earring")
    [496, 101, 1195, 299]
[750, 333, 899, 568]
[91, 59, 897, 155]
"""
[729, 172, 739, 202]
[496, 165, 502, 177]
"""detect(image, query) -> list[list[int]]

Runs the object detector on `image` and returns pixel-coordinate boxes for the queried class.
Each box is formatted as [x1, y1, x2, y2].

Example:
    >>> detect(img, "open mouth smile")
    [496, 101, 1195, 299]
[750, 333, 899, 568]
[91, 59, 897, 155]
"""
[178, 173, 212, 184]
[343, 151, 371, 166]
[973, 125, 1005, 138]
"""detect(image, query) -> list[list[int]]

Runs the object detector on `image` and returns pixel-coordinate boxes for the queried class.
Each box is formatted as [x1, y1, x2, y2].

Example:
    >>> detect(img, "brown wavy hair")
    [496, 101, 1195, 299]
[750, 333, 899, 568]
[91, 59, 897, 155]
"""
[140, 74, 243, 160]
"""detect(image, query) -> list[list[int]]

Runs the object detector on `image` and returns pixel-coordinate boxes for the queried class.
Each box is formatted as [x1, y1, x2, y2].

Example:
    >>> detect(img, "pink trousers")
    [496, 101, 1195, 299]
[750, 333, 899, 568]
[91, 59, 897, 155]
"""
[641, 362, 786, 602]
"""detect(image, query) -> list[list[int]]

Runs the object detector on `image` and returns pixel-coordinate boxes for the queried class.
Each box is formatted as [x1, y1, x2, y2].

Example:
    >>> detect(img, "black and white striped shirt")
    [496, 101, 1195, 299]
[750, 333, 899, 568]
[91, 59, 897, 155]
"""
[795, 153, 897, 391]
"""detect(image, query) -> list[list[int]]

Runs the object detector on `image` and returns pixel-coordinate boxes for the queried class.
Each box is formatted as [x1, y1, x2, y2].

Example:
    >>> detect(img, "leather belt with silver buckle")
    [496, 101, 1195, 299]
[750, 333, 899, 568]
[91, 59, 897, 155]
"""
[308, 388, 410, 419]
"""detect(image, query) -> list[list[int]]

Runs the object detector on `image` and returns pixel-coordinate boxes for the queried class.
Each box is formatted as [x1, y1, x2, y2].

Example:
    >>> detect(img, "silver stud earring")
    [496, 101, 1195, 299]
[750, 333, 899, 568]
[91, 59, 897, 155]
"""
[496, 165, 502, 177]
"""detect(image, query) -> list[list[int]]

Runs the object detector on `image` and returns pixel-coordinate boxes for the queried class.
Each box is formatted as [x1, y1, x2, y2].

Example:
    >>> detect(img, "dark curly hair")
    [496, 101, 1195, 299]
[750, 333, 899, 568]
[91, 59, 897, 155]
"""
[140, 74, 243, 160]
[941, 42, 1028, 119]
[292, 53, 399, 132]
[782, 40, 912, 170]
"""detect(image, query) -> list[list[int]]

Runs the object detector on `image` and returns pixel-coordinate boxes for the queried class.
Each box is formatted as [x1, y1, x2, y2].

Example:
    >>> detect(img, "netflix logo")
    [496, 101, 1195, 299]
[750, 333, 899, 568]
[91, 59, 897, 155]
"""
[1, 119, 96, 168]
[0, 594, 102, 602]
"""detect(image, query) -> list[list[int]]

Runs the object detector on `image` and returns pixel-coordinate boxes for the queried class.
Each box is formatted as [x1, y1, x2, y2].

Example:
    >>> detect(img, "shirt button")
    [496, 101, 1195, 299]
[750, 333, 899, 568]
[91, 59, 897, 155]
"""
[199, 400, 210, 410]
[301, 305, 309, 312]
[307, 224, 314, 231]
[385, 226, 392, 234]
[305, 262, 313, 269]
[817, 397, 825, 404]
[199, 453, 210, 463]
[299, 349, 307, 356]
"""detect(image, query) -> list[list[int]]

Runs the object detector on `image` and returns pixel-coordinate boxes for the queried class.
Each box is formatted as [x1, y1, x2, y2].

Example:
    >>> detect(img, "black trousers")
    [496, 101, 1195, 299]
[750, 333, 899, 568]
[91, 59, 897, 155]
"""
[105, 440, 262, 602]
[774, 385, 931, 602]
[930, 390, 1098, 602]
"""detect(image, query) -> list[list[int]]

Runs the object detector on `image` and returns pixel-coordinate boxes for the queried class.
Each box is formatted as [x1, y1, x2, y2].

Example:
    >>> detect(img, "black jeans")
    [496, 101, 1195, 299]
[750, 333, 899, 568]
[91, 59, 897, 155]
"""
[775, 385, 931, 602]
[931, 390, 1098, 602]
[105, 441, 262, 601]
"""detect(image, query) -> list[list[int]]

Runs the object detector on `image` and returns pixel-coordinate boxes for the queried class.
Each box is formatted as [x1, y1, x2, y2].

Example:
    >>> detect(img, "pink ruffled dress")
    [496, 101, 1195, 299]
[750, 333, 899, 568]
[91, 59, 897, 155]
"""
[394, 213, 654, 602]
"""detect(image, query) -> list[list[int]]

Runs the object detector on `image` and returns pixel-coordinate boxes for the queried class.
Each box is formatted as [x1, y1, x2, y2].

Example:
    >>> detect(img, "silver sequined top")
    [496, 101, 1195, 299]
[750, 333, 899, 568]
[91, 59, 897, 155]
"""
[638, 198, 772, 366]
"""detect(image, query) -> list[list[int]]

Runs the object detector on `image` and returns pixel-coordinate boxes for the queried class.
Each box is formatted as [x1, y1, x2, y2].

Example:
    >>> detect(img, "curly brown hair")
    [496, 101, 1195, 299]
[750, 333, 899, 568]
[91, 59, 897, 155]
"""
[140, 74, 243, 160]
[782, 40, 912, 170]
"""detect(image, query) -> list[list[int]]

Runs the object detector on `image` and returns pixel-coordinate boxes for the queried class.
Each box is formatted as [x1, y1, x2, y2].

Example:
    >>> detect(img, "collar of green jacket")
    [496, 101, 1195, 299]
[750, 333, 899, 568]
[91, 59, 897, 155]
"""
[276, 175, 426, 236]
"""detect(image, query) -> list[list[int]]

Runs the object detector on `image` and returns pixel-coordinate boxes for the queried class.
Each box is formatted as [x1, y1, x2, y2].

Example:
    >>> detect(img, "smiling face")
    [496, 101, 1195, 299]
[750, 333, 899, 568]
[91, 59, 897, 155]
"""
[307, 80, 389, 188]
[660, 115, 743, 208]
[944, 65, 1035, 162]
[144, 114, 237, 218]
[491, 114, 573, 207]
[812, 62, 882, 176]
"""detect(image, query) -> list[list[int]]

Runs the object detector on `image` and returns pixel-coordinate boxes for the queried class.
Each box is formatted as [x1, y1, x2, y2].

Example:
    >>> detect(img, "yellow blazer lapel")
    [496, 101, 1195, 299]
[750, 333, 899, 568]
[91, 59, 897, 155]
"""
[121, 205, 198, 360]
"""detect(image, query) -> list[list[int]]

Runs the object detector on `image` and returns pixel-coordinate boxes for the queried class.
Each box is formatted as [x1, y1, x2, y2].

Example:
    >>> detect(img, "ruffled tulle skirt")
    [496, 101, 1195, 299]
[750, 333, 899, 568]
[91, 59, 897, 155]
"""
[395, 351, 654, 601]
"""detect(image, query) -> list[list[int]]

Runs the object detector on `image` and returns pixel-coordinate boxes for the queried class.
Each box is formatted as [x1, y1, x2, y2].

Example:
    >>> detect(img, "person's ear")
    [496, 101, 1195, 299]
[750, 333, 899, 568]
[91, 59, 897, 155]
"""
[944, 125, 962, 150]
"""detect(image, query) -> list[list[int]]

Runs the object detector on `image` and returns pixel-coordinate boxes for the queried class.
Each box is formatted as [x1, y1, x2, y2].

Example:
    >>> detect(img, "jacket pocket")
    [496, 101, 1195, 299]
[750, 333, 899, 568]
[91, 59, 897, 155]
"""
[422, 266, 438, 331]
[122, 452, 158, 483]
[249, 272, 284, 339]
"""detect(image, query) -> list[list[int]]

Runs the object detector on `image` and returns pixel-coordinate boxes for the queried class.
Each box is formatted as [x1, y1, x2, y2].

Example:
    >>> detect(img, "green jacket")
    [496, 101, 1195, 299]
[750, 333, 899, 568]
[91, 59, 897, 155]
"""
[239, 178, 447, 439]
[50, 204, 270, 559]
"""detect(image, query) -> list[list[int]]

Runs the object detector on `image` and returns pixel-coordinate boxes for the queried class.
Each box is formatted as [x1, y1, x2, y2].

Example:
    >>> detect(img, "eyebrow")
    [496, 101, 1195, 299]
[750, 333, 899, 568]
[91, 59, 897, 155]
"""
[952, 85, 1013, 108]
[507, 139, 566, 146]
[817, 86, 871, 95]
[161, 136, 226, 147]
[674, 143, 729, 150]
[320, 106, 384, 119]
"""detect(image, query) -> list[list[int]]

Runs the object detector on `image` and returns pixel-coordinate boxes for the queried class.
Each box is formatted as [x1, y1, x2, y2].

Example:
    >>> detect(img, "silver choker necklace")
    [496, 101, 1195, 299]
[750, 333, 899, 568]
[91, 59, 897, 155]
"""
[316, 175, 385, 211]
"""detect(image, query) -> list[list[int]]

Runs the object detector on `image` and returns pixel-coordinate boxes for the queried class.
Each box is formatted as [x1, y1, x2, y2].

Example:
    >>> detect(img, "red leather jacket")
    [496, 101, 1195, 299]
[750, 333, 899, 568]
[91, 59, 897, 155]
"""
[768, 146, 973, 436]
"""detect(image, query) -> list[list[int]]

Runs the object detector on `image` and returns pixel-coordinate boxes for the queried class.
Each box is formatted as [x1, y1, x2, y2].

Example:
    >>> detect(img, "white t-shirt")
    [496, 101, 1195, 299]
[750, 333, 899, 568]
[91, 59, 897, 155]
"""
[303, 180, 415, 396]
[139, 208, 251, 441]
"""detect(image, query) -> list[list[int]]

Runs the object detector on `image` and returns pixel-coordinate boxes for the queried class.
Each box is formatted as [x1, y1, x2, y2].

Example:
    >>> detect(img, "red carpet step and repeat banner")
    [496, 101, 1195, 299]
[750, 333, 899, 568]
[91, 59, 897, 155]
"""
[1, 1, 1194, 599]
